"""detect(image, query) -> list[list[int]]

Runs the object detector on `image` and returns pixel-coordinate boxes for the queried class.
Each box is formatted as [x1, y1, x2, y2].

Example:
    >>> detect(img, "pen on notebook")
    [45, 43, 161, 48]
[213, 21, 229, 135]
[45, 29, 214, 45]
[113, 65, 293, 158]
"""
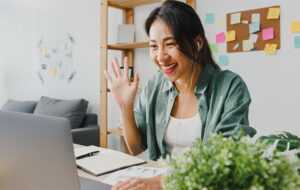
[76, 151, 99, 160]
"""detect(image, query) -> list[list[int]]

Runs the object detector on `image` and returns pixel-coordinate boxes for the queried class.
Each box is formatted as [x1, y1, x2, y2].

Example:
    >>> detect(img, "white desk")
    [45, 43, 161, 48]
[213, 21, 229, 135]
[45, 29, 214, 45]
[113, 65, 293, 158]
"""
[74, 144, 162, 182]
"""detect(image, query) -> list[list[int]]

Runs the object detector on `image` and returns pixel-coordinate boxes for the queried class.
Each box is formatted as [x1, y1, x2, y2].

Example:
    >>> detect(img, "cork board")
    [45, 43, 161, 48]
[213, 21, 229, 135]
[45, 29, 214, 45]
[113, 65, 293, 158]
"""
[226, 6, 280, 53]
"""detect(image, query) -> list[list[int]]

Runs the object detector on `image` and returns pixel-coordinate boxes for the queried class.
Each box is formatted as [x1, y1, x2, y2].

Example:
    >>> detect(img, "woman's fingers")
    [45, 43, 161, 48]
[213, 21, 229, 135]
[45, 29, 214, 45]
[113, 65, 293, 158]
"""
[132, 72, 139, 89]
[113, 56, 122, 77]
[123, 57, 129, 81]
[117, 178, 141, 190]
[104, 70, 113, 85]
[110, 61, 118, 78]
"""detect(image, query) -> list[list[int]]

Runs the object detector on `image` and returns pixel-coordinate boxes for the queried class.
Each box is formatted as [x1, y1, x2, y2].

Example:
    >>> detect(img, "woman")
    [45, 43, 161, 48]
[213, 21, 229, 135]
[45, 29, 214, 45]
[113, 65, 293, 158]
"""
[105, 0, 256, 189]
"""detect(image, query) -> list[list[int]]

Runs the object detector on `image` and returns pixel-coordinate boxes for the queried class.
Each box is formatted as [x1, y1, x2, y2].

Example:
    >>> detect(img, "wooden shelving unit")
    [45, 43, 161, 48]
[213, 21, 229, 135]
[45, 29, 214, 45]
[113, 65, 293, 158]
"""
[100, 0, 196, 152]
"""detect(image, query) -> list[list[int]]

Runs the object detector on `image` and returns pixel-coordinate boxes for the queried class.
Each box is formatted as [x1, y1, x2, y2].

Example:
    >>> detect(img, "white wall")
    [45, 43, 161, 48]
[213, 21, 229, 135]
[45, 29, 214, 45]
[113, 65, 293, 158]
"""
[1, 0, 299, 156]
[0, 0, 100, 113]
[197, 0, 300, 137]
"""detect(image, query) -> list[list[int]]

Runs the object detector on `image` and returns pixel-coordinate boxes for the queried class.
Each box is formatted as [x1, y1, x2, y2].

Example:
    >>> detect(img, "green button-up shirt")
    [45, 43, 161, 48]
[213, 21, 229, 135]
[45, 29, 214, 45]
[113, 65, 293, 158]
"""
[134, 63, 256, 160]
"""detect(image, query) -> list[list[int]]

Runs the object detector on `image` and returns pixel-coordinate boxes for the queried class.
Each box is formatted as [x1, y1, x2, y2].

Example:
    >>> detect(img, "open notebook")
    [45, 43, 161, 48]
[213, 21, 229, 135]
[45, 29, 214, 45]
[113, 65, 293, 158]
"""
[74, 146, 147, 176]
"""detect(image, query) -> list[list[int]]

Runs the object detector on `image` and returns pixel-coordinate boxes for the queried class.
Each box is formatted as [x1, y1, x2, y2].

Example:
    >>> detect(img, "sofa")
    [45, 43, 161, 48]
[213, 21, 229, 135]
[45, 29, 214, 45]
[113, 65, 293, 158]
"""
[1, 96, 99, 146]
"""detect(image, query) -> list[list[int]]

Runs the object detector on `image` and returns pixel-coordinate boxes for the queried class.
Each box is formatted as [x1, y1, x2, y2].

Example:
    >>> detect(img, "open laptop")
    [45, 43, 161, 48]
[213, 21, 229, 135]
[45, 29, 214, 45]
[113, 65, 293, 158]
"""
[0, 110, 111, 190]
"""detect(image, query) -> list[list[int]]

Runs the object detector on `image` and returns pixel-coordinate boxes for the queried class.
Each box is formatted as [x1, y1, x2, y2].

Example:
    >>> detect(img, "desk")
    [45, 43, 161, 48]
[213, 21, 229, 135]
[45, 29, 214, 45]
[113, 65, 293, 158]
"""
[74, 144, 162, 182]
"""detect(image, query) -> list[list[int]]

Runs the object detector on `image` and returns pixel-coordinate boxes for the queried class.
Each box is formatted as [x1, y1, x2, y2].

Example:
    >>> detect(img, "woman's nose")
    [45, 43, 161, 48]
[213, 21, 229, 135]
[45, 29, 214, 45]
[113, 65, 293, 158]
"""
[157, 47, 167, 62]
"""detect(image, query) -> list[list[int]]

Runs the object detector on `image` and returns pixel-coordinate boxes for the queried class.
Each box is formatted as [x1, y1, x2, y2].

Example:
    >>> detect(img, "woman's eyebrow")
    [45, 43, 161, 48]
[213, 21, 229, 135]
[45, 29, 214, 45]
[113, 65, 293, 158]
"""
[149, 36, 175, 42]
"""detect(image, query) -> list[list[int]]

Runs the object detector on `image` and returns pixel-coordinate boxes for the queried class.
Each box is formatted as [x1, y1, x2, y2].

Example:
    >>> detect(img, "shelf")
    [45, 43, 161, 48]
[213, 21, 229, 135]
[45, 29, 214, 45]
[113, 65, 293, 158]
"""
[108, 41, 149, 50]
[108, 0, 161, 9]
[107, 88, 143, 93]
[108, 128, 124, 136]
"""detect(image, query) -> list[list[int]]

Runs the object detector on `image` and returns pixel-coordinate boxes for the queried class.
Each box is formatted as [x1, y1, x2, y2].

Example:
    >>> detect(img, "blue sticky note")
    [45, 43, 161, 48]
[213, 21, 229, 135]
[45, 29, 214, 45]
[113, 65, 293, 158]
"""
[294, 36, 300, 48]
[218, 55, 228, 66]
[249, 22, 260, 33]
[205, 13, 215, 24]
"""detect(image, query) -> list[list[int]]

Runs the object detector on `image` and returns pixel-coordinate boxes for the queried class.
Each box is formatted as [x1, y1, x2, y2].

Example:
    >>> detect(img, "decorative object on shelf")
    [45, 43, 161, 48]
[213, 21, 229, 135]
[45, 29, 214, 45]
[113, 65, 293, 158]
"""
[117, 24, 135, 43]
[160, 132, 300, 189]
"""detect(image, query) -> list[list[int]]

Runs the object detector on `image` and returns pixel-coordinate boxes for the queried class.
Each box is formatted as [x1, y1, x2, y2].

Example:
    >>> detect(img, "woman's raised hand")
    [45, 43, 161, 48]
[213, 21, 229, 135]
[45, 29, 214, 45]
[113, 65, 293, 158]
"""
[104, 57, 139, 110]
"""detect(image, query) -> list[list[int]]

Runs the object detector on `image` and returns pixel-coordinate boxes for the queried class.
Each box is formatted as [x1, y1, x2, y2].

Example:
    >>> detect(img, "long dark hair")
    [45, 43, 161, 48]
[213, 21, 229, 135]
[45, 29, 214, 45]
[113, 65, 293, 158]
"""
[145, 0, 219, 69]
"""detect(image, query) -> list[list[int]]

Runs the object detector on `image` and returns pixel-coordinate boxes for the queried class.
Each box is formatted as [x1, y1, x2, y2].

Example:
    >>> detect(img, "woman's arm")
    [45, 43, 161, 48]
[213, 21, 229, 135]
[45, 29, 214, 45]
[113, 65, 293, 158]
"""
[215, 75, 256, 137]
[112, 174, 163, 190]
[104, 56, 144, 155]
[120, 105, 144, 155]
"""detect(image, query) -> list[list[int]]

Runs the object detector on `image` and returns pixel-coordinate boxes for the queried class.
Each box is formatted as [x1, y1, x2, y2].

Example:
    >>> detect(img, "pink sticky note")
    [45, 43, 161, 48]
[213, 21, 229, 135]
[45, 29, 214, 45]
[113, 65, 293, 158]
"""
[216, 32, 226, 43]
[262, 27, 274, 41]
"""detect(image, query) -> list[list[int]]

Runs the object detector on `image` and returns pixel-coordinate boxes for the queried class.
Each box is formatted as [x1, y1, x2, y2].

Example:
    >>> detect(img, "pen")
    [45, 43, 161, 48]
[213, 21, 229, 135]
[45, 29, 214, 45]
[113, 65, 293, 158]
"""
[76, 151, 99, 160]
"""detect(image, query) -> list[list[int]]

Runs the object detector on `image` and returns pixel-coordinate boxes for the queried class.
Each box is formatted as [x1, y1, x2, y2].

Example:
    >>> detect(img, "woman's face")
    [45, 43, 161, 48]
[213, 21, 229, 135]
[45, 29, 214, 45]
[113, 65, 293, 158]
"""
[149, 19, 194, 83]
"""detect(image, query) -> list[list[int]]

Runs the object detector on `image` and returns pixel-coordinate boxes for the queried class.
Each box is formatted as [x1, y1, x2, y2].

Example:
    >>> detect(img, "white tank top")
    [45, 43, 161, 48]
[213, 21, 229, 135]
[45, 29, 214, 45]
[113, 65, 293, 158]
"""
[163, 113, 202, 155]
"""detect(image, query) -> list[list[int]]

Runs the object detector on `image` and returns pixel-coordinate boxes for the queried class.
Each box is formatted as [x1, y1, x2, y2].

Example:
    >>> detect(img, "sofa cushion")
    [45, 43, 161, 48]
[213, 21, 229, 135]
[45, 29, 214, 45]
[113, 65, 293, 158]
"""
[33, 96, 88, 129]
[1, 99, 37, 113]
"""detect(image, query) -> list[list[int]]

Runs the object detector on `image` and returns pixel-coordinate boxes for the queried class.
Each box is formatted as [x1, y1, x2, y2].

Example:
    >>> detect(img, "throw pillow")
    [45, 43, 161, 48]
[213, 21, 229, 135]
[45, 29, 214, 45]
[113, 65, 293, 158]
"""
[1, 99, 37, 113]
[33, 96, 89, 129]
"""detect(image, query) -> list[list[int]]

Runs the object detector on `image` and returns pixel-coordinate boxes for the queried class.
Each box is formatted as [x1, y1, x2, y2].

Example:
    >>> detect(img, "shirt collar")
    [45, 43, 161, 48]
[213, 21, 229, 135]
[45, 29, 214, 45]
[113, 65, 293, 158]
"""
[194, 63, 216, 94]
[162, 63, 216, 94]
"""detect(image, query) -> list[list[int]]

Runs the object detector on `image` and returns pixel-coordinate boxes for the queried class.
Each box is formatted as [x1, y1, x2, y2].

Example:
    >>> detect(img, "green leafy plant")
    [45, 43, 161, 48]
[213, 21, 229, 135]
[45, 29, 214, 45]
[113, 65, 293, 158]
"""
[160, 132, 300, 190]
[258, 131, 300, 175]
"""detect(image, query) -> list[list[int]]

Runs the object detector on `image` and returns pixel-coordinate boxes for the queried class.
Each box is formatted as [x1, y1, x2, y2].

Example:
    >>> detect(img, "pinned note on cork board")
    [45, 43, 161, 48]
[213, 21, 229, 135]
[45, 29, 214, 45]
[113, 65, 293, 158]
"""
[226, 6, 280, 53]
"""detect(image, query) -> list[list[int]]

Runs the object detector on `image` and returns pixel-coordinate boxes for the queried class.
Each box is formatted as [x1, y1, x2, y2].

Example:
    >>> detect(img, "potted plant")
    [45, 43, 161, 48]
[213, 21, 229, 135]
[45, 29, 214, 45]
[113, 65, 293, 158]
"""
[160, 132, 300, 190]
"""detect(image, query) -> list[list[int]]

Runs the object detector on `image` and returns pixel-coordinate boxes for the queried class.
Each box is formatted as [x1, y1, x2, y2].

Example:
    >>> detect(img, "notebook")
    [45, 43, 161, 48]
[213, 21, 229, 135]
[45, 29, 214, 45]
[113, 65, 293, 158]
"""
[75, 145, 147, 176]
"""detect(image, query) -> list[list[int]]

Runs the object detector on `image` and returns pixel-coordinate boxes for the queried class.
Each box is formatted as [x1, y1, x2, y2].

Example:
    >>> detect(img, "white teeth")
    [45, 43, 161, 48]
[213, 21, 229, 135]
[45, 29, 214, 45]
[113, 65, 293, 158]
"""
[162, 63, 177, 70]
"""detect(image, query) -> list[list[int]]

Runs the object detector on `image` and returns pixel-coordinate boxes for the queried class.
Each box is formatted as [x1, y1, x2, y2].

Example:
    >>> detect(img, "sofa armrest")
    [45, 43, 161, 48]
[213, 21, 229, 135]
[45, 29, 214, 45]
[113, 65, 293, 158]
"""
[71, 125, 99, 146]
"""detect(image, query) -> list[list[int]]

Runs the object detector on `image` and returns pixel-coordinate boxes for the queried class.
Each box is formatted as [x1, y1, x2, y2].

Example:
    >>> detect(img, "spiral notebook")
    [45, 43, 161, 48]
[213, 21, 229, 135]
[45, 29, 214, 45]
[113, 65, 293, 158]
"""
[75, 146, 147, 176]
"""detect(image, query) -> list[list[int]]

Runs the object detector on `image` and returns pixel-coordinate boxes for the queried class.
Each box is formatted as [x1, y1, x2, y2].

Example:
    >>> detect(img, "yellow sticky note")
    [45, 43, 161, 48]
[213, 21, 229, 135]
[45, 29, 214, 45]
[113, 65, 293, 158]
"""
[264, 44, 277, 54]
[290, 21, 300, 32]
[231, 12, 241, 25]
[61, 43, 67, 50]
[243, 40, 253, 51]
[226, 30, 236, 42]
[41, 45, 47, 52]
[216, 18, 226, 29]
[267, 7, 280, 19]
[50, 68, 57, 75]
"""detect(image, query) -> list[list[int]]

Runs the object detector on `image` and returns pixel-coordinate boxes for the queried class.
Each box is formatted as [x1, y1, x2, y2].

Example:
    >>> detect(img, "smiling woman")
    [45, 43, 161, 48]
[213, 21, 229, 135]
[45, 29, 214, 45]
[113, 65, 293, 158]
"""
[104, 0, 257, 190]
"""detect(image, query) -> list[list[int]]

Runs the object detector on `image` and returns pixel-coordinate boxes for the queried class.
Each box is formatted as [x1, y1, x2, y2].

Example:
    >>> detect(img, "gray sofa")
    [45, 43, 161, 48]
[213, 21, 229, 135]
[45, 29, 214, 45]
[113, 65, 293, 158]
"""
[1, 97, 99, 146]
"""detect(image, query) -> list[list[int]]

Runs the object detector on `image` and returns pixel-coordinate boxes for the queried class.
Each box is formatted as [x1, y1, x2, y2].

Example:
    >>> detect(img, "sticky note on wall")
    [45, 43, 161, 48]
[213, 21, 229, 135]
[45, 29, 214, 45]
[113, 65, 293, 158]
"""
[209, 44, 218, 53]
[249, 34, 258, 43]
[231, 13, 241, 24]
[294, 36, 300, 48]
[41, 45, 47, 52]
[251, 13, 260, 23]
[262, 27, 274, 41]
[218, 55, 228, 66]
[290, 21, 300, 32]
[216, 18, 226, 29]
[216, 32, 226, 43]
[226, 30, 236, 42]
[249, 22, 260, 33]
[205, 13, 215, 24]
[264, 44, 277, 54]
[243, 40, 254, 51]
[267, 7, 280, 19]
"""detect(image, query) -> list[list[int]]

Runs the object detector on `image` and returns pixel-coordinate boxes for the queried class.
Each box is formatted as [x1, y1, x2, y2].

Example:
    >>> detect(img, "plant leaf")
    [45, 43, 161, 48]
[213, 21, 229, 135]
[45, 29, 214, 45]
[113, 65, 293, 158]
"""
[257, 131, 300, 152]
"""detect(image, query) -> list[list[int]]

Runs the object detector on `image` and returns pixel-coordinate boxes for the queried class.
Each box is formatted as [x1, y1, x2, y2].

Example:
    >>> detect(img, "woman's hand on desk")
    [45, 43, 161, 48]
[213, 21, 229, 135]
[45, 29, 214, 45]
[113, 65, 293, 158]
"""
[104, 56, 139, 110]
[112, 174, 163, 190]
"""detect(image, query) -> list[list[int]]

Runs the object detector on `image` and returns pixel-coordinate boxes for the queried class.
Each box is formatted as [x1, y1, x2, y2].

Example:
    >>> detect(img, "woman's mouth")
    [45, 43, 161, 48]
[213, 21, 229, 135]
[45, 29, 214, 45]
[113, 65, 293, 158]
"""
[161, 63, 177, 74]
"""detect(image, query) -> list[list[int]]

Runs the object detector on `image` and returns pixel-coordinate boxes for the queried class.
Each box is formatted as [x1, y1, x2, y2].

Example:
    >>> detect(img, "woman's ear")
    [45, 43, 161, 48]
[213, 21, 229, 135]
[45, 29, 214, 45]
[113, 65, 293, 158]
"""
[195, 35, 204, 51]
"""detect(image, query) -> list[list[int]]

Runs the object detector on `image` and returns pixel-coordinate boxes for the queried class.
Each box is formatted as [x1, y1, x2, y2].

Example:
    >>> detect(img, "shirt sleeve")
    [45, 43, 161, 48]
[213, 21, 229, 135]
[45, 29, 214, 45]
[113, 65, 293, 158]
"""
[215, 76, 257, 137]
[134, 86, 148, 150]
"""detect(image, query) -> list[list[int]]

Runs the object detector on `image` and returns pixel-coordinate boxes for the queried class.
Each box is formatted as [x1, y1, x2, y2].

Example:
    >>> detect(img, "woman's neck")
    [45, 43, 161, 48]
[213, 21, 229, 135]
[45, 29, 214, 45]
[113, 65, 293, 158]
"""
[174, 64, 203, 94]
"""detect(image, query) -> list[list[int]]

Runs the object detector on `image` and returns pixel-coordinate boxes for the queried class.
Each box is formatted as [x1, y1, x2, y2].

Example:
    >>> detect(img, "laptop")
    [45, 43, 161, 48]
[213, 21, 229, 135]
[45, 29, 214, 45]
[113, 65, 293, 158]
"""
[0, 110, 111, 190]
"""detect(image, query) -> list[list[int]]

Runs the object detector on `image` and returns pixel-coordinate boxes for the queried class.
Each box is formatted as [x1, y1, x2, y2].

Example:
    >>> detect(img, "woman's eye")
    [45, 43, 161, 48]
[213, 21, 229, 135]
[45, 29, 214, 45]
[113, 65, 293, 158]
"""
[149, 44, 157, 48]
[166, 42, 177, 46]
